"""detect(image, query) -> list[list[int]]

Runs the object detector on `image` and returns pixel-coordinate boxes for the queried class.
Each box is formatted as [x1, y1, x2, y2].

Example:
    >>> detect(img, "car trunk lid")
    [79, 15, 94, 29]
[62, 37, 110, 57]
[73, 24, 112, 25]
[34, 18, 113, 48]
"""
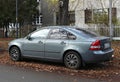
[89, 37, 111, 51]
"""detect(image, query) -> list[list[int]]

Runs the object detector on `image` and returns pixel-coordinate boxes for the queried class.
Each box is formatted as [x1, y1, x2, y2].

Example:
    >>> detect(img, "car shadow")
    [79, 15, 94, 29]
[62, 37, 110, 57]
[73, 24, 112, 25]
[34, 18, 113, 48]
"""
[22, 58, 112, 70]
[81, 62, 114, 71]
[22, 58, 65, 68]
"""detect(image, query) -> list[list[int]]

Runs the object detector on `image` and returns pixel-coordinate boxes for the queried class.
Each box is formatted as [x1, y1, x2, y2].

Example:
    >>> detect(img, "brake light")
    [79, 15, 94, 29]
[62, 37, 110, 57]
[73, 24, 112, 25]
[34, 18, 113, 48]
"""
[89, 40, 101, 50]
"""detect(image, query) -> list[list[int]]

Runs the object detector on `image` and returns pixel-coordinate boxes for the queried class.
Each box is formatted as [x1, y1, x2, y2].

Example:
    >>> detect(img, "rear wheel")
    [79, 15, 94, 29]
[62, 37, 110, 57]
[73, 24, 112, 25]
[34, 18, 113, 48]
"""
[64, 51, 82, 69]
[9, 46, 21, 61]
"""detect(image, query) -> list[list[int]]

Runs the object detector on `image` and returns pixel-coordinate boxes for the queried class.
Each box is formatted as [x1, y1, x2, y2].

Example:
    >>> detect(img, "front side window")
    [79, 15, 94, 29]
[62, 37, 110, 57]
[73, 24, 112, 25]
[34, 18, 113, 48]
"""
[30, 28, 50, 39]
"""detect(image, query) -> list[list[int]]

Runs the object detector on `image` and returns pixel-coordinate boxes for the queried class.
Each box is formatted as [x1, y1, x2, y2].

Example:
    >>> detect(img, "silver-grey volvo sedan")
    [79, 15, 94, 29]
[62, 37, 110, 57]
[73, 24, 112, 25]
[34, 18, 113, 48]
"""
[8, 26, 114, 69]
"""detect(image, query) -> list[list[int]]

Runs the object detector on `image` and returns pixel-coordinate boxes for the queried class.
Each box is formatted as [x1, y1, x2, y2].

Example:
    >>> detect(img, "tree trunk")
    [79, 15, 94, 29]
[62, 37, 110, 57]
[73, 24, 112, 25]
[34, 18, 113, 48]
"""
[5, 27, 8, 38]
[58, 0, 69, 25]
[4, 24, 9, 38]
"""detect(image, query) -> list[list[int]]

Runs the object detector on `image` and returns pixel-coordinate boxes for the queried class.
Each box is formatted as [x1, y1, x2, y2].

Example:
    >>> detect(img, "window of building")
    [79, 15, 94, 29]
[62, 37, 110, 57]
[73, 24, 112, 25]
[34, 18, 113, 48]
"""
[32, 14, 42, 25]
[85, 8, 117, 24]
[69, 11, 75, 25]
[56, 11, 75, 25]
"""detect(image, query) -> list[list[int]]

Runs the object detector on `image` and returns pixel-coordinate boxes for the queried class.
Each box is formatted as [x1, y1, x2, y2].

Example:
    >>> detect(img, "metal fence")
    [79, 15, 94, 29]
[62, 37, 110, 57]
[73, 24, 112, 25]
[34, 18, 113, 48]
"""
[0, 25, 36, 38]
[81, 26, 120, 38]
[0, 25, 120, 39]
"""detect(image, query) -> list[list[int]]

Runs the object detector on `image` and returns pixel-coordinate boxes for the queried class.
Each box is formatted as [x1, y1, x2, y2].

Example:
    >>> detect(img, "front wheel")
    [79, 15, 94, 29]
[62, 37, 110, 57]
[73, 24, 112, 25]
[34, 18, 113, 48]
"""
[64, 51, 82, 69]
[9, 46, 21, 61]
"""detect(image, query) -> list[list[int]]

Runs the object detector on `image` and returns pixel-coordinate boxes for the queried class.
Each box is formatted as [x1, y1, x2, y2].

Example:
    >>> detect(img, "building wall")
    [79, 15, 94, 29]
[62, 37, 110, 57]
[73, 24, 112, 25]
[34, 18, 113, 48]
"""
[41, 0, 57, 26]
[69, 0, 120, 27]
[69, 0, 86, 27]
[39, 0, 120, 27]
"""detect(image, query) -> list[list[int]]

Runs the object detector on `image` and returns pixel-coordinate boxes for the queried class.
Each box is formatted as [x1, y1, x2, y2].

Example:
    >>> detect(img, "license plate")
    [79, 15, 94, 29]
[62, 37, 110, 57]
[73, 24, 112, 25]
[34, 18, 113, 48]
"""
[104, 43, 110, 49]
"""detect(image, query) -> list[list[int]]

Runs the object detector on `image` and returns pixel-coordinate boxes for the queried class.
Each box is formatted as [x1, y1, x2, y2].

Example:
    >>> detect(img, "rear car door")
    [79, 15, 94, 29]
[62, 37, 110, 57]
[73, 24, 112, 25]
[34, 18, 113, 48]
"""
[45, 28, 69, 60]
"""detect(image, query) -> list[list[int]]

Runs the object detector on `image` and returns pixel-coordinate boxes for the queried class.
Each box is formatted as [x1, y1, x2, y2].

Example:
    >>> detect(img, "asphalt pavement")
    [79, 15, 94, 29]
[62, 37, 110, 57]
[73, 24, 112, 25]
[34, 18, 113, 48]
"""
[0, 64, 105, 82]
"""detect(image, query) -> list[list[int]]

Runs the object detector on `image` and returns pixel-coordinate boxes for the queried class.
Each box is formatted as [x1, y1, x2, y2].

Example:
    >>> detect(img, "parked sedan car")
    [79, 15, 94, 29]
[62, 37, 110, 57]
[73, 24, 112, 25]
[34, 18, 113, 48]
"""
[8, 26, 114, 69]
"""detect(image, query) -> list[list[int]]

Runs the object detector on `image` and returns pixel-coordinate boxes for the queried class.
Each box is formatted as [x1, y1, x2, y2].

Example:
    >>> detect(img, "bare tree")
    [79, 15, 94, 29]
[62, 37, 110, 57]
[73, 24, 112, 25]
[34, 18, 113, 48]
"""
[112, 0, 119, 7]
[58, 0, 69, 25]
[46, 0, 69, 25]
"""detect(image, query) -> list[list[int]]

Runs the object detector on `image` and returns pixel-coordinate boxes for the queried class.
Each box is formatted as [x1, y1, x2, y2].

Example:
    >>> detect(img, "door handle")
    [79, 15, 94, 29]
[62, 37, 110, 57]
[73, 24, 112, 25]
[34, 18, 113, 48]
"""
[61, 41, 66, 45]
[38, 41, 43, 44]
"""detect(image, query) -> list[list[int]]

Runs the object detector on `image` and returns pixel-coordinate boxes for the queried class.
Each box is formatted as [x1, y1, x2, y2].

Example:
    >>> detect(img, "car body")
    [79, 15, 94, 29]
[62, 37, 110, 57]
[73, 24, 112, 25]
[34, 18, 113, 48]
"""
[8, 26, 114, 69]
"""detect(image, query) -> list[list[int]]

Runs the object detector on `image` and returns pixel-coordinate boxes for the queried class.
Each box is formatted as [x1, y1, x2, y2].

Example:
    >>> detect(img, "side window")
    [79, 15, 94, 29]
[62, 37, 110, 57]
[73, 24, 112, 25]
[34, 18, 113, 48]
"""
[30, 28, 50, 39]
[49, 29, 68, 39]
[49, 29, 61, 39]
[68, 32, 76, 40]
[59, 29, 68, 39]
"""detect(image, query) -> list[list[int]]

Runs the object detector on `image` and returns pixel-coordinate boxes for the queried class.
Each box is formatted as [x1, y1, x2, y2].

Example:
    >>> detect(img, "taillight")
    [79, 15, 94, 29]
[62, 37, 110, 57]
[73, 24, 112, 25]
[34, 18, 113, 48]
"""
[89, 40, 101, 50]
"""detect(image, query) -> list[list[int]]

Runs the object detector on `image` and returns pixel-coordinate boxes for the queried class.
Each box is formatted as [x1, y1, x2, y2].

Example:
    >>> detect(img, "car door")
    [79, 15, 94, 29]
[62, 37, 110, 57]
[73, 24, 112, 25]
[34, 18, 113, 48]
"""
[45, 28, 69, 60]
[22, 28, 50, 58]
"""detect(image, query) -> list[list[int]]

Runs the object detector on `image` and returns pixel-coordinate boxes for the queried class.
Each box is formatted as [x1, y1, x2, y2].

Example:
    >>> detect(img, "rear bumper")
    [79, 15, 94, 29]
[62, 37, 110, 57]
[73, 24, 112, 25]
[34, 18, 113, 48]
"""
[84, 49, 114, 63]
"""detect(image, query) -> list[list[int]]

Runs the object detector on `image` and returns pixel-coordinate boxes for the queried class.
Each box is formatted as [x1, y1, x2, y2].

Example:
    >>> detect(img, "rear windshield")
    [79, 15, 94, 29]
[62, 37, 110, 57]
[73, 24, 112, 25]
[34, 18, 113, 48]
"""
[73, 28, 99, 38]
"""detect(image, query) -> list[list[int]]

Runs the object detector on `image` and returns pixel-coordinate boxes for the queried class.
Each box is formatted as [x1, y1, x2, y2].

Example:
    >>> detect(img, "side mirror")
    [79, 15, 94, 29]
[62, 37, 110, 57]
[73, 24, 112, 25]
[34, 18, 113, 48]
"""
[26, 35, 32, 40]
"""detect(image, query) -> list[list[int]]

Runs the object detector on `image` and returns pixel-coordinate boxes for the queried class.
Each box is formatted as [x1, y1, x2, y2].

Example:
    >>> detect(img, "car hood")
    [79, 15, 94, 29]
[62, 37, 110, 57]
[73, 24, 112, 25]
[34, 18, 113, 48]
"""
[9, 38, 25, 44]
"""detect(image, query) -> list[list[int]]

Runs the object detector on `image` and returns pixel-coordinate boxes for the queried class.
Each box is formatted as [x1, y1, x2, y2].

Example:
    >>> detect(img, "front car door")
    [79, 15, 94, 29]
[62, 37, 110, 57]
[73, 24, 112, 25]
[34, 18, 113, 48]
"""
[22, 28, 50, 58]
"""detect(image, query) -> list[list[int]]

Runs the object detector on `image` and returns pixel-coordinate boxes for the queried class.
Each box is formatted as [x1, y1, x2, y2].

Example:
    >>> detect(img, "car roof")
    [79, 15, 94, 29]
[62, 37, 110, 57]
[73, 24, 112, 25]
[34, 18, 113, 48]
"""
[43, 26, 76, 29]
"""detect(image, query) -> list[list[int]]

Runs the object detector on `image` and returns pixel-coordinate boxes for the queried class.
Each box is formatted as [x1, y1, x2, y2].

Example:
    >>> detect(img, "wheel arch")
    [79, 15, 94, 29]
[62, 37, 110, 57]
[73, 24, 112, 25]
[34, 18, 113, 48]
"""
[9, 45, 22, 61]
[63, 49, 83, 62]
[9, 45, 21, 54]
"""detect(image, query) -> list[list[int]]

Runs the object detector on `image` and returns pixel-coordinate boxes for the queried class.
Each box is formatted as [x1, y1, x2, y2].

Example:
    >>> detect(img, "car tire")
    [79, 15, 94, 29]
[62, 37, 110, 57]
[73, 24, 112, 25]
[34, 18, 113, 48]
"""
[9, 46, 21, 61]
[64, 51, 81, 69]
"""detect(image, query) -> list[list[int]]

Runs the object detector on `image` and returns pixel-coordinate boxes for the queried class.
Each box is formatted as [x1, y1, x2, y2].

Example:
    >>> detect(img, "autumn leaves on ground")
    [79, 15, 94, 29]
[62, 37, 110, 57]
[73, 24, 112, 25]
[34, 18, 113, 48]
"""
[0, 38, 120, 82]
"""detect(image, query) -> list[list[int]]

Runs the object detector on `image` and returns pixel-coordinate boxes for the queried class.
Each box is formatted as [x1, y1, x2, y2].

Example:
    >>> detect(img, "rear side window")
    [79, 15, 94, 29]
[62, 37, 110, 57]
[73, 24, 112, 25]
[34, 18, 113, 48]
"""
[74, 28, 98, 38]
[49, 29, 61, 39]
[49, 29, 68, 39]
